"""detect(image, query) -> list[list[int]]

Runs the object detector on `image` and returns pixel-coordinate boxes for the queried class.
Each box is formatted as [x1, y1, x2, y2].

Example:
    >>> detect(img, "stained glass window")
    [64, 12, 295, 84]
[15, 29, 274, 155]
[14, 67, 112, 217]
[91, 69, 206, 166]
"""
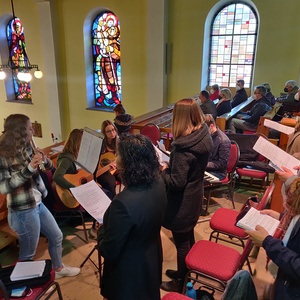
[6, 18, 32, 100]
[209, 3, 257, 88]
[92, 12, 121, 109]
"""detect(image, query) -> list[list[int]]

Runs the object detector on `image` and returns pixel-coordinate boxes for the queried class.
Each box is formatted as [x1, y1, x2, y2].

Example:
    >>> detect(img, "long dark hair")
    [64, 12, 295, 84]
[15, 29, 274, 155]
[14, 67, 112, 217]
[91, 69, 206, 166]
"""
[118, 134, 160, 187]
[63, 129, 83, 158]
[0, 114, 30, 158]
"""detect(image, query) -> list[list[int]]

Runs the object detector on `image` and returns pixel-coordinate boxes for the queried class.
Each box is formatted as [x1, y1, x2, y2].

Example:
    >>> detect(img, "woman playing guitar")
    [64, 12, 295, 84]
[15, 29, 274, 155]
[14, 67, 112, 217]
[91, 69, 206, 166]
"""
[97, 120, 120, 199]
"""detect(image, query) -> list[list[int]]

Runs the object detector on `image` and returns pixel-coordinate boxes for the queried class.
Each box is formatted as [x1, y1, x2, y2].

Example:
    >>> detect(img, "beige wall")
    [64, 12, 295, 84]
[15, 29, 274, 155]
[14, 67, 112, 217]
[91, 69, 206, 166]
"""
[0, 0, 299, 147]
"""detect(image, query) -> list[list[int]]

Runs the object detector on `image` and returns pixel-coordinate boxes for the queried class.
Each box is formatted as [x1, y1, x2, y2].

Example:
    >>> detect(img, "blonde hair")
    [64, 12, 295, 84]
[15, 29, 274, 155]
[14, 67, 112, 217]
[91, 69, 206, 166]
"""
[285, 177, 300, 216]
[172, 98, 204, 139]
[220, 88, 232, 100]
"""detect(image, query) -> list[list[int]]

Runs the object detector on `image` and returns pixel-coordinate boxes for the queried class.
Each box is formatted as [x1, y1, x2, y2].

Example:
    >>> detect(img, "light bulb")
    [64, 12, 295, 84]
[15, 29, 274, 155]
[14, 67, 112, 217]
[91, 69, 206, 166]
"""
[17, 72, 25, 81]
[0, 70, 6, 80]
[34, 70, 43, 79]
[23, 73, 32, 82]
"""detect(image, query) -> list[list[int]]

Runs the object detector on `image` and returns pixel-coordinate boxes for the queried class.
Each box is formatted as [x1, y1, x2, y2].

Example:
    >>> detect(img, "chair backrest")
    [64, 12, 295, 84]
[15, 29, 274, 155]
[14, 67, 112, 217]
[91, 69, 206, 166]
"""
[227, 140, 240, 173]
[227, 133, 258, 162]
[239, 238, 254, 270]
[140, 123, 161, 145]
[257, 182, 275, 210]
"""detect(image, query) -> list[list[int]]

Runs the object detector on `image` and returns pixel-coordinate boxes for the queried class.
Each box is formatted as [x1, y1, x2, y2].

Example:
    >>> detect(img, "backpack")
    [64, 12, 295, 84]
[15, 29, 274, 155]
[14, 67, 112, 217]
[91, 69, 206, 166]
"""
[196, 287, 215, 300]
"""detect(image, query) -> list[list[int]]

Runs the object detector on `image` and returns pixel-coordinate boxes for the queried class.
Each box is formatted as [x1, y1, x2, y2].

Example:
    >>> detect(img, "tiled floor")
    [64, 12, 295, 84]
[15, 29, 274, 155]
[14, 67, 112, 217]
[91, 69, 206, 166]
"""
[0, 184, 275, 299]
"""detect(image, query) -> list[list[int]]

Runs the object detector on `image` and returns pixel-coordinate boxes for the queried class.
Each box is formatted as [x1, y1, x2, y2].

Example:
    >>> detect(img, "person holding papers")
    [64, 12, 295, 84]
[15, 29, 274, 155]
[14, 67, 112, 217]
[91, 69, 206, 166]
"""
[245, 175, 300, 300]
[97, 120, 119, 198]
[0, 114, 80, 279]
[160, 99, 213, 292]
[98, 134, 167, 300]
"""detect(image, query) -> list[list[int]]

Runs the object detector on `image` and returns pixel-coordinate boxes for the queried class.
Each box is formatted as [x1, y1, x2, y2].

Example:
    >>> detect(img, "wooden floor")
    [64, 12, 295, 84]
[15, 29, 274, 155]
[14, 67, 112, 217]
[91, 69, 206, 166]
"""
[0, 184, 275, 299]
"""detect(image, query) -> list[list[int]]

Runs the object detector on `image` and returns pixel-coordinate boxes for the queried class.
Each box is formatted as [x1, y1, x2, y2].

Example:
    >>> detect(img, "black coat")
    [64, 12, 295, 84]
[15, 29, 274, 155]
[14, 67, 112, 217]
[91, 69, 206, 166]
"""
[99, 177, 167, 300]
[231, 88, 248, 108]
[162, 125, 213, 232]
[263, 218, 300, 300]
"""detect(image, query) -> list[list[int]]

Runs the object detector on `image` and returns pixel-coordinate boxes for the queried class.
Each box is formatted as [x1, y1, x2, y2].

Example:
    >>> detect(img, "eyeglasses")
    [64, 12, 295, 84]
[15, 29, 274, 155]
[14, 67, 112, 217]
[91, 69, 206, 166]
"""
[105, 128, 116, 134]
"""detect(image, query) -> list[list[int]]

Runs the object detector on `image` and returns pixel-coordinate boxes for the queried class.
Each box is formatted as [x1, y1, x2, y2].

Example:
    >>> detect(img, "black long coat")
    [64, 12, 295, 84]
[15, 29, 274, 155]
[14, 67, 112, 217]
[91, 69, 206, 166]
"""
[99, 177, 167, 300]
[162, 125, 213, 232]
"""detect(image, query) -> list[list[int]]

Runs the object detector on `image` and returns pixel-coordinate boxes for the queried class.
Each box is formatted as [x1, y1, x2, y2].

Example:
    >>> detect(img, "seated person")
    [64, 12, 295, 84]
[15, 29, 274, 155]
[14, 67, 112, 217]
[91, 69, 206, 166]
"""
[198, 89, 217, 119]
[53, 129, 113, 199]
[97, 120, 119, 198]
[216, 88, 232, 116]
[276, 80, 299, 103]
[231, 79, 248, 108]
[228, 85, 271, 133]
[209, 84, 220, 101]
[262, 82, 276, 106]
[272, 80, 299, 121]
[113, 103, 133, 135]
[204, 114, 230, 180]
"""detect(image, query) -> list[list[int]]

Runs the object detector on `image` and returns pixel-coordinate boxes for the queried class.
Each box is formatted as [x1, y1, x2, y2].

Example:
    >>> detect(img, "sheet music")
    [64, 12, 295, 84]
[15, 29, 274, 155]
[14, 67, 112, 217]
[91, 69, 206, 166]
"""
[70, 180, 111, 223]
[153, 145, 170, 165]
[157, 140, 171, 155]
[253, 136, 300, 175]
[76, 128, 104, 174]
[264, 119, 295, 135]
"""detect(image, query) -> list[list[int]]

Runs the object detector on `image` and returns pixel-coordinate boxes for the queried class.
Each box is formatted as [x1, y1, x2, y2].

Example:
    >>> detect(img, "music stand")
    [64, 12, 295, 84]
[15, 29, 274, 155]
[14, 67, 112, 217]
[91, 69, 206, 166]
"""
[80, 242, 102, 287]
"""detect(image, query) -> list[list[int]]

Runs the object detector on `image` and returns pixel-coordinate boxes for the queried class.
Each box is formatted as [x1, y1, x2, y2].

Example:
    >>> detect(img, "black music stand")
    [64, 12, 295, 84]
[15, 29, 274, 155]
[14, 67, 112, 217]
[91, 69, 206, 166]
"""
[80, 242, 102, 287]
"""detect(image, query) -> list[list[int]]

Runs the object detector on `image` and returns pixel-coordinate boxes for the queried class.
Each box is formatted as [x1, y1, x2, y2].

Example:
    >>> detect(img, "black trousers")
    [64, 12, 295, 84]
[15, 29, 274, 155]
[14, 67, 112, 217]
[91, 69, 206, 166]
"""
[172, 229, 195, 279]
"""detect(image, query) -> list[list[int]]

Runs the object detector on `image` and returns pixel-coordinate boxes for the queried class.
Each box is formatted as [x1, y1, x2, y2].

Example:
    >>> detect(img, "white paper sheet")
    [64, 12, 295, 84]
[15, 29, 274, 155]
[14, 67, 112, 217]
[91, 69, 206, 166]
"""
[253, 136, 300, 174]
[10, 260, 46, 281]
[154, 145, 170, 165]
[70, 180, 111, 223]
[264, 119, 295, 135]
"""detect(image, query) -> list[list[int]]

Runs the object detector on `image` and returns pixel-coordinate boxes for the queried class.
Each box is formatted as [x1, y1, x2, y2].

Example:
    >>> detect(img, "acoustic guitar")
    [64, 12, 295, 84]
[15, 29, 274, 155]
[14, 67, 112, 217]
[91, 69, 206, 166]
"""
[55, 152, 116, 208]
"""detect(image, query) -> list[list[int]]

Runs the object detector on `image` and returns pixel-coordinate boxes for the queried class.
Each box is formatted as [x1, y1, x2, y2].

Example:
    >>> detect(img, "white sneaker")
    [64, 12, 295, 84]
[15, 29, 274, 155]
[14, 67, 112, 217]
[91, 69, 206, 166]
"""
[55, 264, 81, 279]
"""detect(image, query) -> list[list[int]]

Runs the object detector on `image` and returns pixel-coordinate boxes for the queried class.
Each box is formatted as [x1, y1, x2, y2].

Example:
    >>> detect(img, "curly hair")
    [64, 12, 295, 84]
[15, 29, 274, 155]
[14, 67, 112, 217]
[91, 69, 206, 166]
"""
[0, 114, 30, 158]
[63, 129, 83, 158]
[117, 134, 160, 187]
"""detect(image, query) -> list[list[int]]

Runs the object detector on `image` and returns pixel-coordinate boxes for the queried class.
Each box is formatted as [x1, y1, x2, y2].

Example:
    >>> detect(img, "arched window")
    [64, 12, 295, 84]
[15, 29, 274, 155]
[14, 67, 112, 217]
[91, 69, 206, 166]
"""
[7, 17, 32, 100]
[208, 2, 258, 88]
[92, 11, 121, 110]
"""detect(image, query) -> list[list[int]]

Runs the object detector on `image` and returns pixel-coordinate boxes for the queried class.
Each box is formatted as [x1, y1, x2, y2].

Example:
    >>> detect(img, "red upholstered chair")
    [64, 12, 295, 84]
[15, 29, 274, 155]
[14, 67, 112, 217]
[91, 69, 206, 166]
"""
[204, 140, 240, 214]
[0, 269, 63, 300]
[209, 183, 275, 249]
[161, 292, 191, 300]
[184, 238, 253, 292]
[140, 123, 161, 145]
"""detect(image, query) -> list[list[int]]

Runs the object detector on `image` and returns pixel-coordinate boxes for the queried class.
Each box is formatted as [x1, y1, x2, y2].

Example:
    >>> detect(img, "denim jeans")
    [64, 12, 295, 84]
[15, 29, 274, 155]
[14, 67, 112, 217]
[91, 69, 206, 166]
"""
[8, 202, 63, 269]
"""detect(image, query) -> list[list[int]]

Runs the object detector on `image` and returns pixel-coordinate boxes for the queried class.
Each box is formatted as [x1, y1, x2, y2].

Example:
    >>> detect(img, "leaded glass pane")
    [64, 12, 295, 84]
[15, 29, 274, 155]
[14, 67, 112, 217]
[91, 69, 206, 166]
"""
[209, 3, 257, 88]
[6, 18, 32, 100]
[92, 12, 121, 109]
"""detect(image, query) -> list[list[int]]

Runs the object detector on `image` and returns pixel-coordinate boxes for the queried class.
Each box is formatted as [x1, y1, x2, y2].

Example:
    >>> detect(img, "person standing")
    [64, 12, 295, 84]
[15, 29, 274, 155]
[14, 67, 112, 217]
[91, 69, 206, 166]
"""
[113, 103, 133, 135]
[0, 114, 80, 279]
[160, 99, 213, 292]
[98, 134, 167, 300]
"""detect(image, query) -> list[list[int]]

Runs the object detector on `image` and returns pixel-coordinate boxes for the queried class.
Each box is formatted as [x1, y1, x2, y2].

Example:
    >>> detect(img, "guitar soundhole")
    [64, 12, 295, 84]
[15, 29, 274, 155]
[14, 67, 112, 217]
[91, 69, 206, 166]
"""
[81, 178, 88, 184]
[100, 158, 111, 167]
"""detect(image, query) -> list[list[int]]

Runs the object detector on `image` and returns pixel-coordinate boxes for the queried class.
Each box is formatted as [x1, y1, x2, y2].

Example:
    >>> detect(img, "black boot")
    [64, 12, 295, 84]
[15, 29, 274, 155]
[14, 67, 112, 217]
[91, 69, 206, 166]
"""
[166, 269, 181, 280]
[160, 279, 184, 293]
